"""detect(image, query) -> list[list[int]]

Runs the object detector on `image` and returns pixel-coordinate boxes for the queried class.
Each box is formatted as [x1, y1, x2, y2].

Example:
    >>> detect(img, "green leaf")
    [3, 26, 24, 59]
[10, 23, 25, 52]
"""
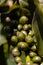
[32, 15, 43, 57]
[7, 54, 17, 65]
[21, 51, 26, 63]
[33, 0, 43, 25]
[36, 4, 43, 25]
[0, 0, 5, 5]
[0, 35, 7, 46]
[7, 59, 17, 65]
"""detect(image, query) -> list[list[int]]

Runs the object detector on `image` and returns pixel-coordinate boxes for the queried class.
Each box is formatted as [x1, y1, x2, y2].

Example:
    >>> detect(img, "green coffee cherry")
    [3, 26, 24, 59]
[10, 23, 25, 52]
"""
[32, 56, 41, 63]
[40, 62, 43, 65]
[17, 42, 28, 49]
[31, 45, 37, 51]
[28, 24, 32, 29]
[19, 16, 28, 25]
[11, 35, 18, 44]
[26, 61, 33, 65]
[29, 51, 37, 58]
[21, 30, 27, 36]
[18, 24, 23, 31]
[12, 47, 20, 56]
[16, 31, 20, 36]
[23, 24, 29, 31]
[25, 35, 34, 44]
[28, 30, 34, 36]
[15, 57, 22, 63]
[26, 55, 31, 62]
[17, 32, 25, 41]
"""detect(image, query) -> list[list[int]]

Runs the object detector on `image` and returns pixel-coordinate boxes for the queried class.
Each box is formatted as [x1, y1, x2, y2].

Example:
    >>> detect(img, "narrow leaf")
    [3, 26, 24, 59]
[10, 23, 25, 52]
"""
[32, 14, 43, 57]
[21, 51, 26, 63]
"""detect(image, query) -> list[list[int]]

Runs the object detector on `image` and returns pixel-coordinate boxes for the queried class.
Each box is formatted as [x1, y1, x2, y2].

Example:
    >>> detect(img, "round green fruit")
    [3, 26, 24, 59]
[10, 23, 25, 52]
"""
[25, 35, 34, 44]
[23, 24, 29, 31]
[26, 61, 33, 65]
[11, 35, 18, 43]
[21, 30, 27, 36]
[17, 32, 25, 41]
[40, 62, 43, 65]
[29, 51, 37, 58]
[28, 30, 34, 36]
[17, 42, 28, 49]
[18, 24, 23, 31]
[28, 24, 32, 29]
[12, 47, 20, 56]
[19, 16, 28, 25]
[31, 45, 37, 51]
[15, 57, 22, 63]
[32, 56, 41, 63]
[16, 31, 20, 36]
[26, 55, 31, 62]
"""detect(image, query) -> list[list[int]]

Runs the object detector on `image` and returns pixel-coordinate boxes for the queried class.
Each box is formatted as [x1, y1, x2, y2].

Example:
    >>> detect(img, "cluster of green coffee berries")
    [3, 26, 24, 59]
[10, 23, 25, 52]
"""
[7, 16, 43, 65]
[1, 0, 43, 65]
